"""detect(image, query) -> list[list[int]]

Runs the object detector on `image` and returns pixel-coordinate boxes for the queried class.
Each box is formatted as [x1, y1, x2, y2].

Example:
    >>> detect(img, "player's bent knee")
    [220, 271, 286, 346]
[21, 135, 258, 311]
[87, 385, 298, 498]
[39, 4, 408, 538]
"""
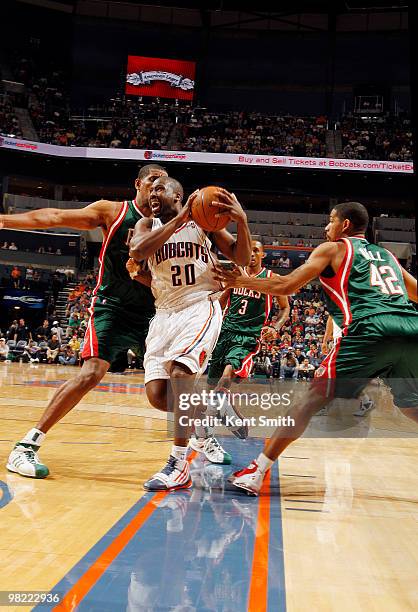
[146, 381, 168, 412]
[77, 370, 103, 391]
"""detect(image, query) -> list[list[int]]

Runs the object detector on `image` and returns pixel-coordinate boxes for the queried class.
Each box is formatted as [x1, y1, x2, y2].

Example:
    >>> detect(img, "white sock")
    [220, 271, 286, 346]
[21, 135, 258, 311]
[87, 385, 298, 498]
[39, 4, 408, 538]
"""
[171, 445, 187, 461]
[21, 428, 45, 447]
[361, 393, 370, 404]
[257, 453, 273, 473]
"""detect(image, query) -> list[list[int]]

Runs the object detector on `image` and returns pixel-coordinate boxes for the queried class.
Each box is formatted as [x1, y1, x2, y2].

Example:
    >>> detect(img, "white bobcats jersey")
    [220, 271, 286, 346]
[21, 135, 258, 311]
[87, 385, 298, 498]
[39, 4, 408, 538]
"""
[148, 218, 221, 310]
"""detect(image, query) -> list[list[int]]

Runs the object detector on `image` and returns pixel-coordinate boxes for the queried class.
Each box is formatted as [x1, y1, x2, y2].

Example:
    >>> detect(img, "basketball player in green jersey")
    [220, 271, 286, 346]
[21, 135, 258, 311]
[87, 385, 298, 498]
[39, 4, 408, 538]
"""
[190, 240, 289, 450]
[1, 164, 167, 478]
[215, 202, 418, 495]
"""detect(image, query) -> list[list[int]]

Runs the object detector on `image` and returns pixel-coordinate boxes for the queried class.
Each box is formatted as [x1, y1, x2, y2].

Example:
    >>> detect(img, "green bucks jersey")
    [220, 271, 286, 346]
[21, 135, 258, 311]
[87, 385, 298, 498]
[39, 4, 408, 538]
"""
[222, 268, 273, 336]
[92, 199, 154, 320]
[320, 236, 417, 330]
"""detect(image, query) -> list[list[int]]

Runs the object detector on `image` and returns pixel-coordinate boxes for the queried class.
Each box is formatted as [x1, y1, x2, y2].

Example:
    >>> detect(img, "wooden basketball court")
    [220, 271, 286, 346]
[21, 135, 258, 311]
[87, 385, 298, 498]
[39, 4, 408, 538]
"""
[1, 362, 418, 611]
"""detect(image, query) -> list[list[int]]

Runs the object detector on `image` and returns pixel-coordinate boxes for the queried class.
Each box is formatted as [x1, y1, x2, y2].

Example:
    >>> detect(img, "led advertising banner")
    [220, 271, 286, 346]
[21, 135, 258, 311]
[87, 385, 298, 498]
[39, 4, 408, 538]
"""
[125, 56, 196, 100]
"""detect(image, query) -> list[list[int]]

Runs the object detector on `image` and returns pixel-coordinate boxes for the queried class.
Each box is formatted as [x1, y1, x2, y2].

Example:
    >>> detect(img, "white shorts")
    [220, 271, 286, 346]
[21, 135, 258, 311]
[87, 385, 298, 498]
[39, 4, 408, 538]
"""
[144, 299, 222, 384]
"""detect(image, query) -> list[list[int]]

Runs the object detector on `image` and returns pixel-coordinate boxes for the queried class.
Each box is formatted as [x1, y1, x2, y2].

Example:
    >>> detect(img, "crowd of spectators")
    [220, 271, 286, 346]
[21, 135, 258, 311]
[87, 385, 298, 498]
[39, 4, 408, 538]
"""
[339, 114, 413, 162]
[0, 93, 23, 138]
[1, 270, 329, 378]
[8, 53, 70, 144]
[1, 69, 414, 163]
[0, 273, 96, 366]
[252, 287, 329, 380]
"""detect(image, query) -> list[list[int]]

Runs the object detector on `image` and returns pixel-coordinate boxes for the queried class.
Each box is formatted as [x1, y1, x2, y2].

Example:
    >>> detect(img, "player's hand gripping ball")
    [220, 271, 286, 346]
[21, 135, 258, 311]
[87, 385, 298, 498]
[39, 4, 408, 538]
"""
[191, 186, 233, 232]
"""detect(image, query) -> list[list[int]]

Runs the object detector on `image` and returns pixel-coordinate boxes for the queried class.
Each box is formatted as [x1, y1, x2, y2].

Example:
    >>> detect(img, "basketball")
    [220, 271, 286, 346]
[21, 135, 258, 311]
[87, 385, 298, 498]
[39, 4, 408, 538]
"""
[191, 186, 231, 232]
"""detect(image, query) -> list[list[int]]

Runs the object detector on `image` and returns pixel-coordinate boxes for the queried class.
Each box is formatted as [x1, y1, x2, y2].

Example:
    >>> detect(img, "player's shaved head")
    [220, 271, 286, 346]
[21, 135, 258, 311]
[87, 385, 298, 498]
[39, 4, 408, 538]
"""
[155, 176, 184, 201]
[137, 164, 167, 179]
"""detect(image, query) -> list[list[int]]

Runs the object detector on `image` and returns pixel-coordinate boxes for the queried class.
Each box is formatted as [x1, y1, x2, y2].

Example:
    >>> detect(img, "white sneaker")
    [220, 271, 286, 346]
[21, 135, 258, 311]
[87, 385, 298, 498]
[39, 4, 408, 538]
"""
[213, 393, 249, 439]
[189, 436, 232, 465]
[7, 444, 49, 478]
[353, 398, 375, 417]
[230, 461, 264, 496]
[143, 455, 191, 491]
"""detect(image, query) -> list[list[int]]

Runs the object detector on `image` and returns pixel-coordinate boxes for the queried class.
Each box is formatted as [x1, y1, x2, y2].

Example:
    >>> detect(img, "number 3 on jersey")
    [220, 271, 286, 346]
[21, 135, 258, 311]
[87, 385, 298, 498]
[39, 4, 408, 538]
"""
[171, 264, 196, 287]
[370, 264, 404, 296]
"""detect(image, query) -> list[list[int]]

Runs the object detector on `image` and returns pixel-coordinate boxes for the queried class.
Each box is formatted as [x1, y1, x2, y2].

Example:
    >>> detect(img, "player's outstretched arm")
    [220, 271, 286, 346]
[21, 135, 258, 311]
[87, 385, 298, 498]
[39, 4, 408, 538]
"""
[210, 190, 251, 266]
[401, 267, 418, 303]
[214, 242, 340, 296]
[0, 200, 118, 231]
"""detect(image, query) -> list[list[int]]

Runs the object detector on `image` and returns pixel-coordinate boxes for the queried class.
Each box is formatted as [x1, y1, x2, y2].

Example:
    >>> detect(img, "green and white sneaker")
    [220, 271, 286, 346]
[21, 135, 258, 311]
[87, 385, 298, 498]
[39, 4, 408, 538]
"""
[189, 436, 232, 465]
[7, 443, 49, 478]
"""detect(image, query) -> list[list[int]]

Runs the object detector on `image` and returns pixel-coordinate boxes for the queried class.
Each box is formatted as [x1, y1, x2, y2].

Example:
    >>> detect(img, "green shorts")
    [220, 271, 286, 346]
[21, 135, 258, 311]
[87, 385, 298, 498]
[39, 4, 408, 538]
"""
[314, 313, 418, 407]
[81, 296, 152, 365]
[207, 329, 260, 383]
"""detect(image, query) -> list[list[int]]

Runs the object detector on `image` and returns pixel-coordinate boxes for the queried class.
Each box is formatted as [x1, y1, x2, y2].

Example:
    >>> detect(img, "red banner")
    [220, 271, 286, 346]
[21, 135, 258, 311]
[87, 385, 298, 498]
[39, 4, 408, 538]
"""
[125, 56, 196, 100]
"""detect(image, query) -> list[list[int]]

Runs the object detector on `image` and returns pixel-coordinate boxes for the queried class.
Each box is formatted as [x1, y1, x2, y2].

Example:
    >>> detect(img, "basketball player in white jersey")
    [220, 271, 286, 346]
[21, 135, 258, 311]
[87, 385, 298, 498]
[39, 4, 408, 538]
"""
[320, 314, 375, 416]
[129, 176, 252, 491]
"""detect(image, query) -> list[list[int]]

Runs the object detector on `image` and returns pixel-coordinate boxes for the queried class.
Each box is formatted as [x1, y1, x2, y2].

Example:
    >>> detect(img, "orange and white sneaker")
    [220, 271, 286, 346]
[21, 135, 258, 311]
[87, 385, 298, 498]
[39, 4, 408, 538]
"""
[230, 461, 264, 496]
[143, 456, 192, 492]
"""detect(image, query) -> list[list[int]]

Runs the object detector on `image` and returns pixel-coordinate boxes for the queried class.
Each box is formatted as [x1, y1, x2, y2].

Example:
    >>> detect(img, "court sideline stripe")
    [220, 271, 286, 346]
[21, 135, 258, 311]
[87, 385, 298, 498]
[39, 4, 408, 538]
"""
[33, 453, 196, 611]
[247, 468, 271, 612]
[53, 490, 168, 611]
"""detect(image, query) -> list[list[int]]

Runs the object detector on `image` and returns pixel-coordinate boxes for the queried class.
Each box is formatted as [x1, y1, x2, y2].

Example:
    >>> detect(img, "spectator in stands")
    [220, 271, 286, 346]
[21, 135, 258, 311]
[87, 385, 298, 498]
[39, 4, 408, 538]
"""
[0, 338, 9, 362]
[294, 347, 306, 364]
[35, 319, 50, 342]
[51, 320, 65, 343]
[66, 311, 80, 336]
[280, 352, 298, 380]
[8, 242, 18, 250]
[253, 350, 273, 378]
[68, 334, 81, 359]
[79, 313, 89, 334]
[279, 252, 291, 268]
[297, 358, 315, 380]
[22, 340, 41, 363]
[11, 266, 22, 288]
[46, 334, 60, 363]
[307, 343, 323, 368]
[25, 265, 34, 287]
[7, 320, 18, 340]
[1, 242, 8, 249]
[58, 345, 77, 366]
[14, 318, 31, 343]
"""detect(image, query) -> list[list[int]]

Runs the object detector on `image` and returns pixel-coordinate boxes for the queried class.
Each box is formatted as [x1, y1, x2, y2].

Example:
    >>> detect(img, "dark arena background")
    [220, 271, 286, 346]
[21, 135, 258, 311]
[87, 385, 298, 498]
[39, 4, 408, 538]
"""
[0, 1, 417, 611]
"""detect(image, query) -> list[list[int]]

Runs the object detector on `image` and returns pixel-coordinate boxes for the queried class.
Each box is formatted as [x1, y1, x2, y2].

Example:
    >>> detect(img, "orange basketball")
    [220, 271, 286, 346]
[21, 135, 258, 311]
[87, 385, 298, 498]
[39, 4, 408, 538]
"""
[191, 186, 231, 232]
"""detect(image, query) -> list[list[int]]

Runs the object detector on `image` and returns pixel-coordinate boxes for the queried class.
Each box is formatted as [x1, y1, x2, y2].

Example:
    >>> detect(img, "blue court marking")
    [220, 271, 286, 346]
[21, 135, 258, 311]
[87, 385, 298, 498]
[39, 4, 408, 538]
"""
[267, 461, 287, 611]
[0, 480, 13, 510]
[73, 437, 266, 612]
[32, 492, 159, 611]
[34, 436, 287, 611]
